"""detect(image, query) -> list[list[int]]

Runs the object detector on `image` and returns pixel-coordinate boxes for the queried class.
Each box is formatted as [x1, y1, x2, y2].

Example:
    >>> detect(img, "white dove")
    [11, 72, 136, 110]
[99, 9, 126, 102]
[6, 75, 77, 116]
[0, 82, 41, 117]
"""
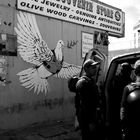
[14, 11, 81, 94]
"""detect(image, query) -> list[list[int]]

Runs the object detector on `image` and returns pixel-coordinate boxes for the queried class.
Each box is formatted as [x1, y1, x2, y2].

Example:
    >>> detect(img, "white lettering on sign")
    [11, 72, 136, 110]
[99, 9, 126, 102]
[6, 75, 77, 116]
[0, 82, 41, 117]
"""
[96, 5, 113, 19]
[17, 0, 125, 37]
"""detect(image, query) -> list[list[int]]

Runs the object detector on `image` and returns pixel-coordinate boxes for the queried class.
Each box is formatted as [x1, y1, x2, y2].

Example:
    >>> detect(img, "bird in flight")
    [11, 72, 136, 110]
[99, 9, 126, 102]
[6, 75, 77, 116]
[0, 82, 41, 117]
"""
[15, 11, 81, 94]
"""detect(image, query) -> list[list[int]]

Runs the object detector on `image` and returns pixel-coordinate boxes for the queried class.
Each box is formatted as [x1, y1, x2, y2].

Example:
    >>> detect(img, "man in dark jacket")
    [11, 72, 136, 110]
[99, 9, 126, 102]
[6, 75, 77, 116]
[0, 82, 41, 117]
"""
[112, 62, 133, 140]
[76, 59, 100, 140]
[120, 60, 140, 140]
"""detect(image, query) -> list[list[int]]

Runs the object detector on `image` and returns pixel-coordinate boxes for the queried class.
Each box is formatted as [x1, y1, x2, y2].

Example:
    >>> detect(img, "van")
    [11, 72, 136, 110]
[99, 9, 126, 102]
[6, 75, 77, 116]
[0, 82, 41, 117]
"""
[83, 49, 140, 140]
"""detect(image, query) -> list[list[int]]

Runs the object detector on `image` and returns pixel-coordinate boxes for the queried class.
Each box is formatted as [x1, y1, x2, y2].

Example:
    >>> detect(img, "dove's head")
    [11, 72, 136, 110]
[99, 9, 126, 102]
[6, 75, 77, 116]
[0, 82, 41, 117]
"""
[57, 40, 65, 50]
[55, 40, 64, 61]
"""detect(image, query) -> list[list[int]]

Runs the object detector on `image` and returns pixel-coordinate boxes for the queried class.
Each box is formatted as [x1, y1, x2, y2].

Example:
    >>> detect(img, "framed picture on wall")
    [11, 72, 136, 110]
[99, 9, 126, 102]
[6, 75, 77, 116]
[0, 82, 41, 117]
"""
[82, 32, 93, 58]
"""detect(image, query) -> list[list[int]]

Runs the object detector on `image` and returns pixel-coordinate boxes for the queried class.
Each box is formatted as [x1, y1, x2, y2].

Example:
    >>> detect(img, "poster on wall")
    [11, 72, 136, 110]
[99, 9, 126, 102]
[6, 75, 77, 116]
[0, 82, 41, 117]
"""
[82, 32, 93, 58]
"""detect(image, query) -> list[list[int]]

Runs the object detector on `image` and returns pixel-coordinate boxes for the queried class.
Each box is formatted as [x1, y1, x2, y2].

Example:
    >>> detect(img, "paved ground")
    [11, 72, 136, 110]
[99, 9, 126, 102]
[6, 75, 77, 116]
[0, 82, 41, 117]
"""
[0, 120, 82, 140]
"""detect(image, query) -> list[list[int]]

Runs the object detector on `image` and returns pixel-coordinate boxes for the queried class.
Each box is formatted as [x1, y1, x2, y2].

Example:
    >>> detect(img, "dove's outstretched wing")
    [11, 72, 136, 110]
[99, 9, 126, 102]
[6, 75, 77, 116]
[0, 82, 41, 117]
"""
[15, 11, 54, 94]
[14, 11, 53, 65]
[54, 61, 82, 79]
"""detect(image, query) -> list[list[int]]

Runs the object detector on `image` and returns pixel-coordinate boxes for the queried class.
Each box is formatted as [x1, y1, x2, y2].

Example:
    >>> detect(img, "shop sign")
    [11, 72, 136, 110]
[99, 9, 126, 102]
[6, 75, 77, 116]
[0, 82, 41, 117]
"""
[17, 0, 125, 37]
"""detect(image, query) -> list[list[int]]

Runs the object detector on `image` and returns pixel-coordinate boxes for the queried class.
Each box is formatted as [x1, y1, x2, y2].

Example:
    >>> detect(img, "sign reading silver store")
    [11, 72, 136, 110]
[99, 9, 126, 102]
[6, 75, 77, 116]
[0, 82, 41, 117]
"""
[17, 0, 125, 37]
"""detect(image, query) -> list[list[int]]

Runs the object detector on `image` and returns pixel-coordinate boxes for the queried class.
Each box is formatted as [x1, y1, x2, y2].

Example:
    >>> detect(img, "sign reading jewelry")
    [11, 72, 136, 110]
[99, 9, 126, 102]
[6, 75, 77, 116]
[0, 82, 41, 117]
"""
[17, 0, 125, 37]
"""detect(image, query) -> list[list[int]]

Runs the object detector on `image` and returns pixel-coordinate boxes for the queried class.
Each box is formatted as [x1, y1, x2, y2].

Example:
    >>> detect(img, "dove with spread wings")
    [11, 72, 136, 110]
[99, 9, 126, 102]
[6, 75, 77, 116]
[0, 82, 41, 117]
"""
[14, 11, 81, 94]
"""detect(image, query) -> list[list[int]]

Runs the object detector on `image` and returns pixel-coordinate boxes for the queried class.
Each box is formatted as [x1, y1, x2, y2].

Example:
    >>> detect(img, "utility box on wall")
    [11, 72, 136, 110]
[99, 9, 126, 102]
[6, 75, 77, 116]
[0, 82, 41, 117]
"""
[0, 34, 17, 56]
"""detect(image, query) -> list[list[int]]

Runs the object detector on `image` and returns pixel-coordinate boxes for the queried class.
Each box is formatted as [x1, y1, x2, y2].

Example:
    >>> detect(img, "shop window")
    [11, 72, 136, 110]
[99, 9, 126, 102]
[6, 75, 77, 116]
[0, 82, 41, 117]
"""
[0, 34, 17, 56]
[94, 31, 109, 46]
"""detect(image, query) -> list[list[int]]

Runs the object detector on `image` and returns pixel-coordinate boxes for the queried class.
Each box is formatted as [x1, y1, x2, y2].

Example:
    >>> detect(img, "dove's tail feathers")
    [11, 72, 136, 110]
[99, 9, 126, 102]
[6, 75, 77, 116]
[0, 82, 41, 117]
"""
[17, 68, 49, 95]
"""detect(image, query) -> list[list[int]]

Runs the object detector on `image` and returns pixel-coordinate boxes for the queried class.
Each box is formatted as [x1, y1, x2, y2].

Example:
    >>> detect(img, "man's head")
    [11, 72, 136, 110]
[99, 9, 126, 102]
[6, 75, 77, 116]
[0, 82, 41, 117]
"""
[121, 62, 133, 74]
[134, 59, 140, 76]
[83, 59, 100, 76]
